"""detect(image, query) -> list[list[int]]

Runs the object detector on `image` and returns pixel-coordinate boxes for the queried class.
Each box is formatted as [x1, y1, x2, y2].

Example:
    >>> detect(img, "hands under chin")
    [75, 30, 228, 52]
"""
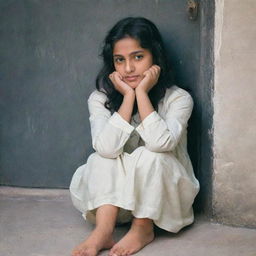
[109, 65, 160, 96]
[136, 65, 161, 94]
[109, 72, 135, 96]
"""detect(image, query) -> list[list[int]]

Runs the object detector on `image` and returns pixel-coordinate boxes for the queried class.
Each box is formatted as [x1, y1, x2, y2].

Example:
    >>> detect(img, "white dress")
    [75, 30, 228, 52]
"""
[69, 85, 200, 233]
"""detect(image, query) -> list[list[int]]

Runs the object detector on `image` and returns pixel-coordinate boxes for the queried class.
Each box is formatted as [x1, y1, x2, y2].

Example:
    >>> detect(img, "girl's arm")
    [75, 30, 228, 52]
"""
[110, 71, 136, 123]
[135, 65, 160, 121]
[135, 65, 193, 153]
[118, 91, 136, 123]
[135, 88, 154, 121]
[135, 89, 194, 152]
[88, 90, 135, 159]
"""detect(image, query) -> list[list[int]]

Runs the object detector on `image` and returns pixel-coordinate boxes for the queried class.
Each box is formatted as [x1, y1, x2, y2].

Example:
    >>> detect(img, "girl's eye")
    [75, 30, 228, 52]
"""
[135, 55, 143, 60]
[114, 57, 124, 63]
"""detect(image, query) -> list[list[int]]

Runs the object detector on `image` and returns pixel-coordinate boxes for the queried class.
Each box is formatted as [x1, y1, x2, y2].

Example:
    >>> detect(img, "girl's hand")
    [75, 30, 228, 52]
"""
[109, 71, 135, 96]
[136, 65, 161, 93]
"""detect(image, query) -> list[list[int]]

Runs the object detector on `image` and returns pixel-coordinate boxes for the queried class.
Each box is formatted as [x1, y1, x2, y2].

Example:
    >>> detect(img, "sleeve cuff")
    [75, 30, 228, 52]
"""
[109, 112, 135, 134]
[135, 111, 161, 133]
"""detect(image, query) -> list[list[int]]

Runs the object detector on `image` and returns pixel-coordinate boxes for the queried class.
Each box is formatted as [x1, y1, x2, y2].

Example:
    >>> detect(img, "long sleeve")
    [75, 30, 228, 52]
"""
[88, 90, 135, 158]
[135, 90, 193, 153]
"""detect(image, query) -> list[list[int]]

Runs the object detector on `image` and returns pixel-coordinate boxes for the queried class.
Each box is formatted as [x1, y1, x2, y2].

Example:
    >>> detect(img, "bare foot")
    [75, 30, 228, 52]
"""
[109, 218, 154, 256]
[72, 229, 115, 256]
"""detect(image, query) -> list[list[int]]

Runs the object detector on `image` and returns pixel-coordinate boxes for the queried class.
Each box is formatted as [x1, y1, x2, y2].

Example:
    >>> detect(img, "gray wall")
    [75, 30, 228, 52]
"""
[0, 0, 207, 209]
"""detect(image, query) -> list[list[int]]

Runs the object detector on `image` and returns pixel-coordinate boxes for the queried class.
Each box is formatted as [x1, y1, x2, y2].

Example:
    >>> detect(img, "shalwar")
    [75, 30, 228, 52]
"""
[69, 85, 200, 233]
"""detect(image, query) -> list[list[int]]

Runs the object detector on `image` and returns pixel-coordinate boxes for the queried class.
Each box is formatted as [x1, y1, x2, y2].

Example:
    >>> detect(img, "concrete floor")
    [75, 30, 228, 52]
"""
[1, 187, 256, 256]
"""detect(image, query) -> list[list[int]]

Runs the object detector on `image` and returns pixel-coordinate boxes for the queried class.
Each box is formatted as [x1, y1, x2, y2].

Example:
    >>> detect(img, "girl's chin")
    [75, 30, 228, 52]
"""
[127, 82, 140, 89]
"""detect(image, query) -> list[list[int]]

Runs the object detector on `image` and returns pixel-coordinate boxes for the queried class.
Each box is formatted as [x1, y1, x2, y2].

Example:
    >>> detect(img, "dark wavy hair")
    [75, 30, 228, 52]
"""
[96, 17, 174, 115]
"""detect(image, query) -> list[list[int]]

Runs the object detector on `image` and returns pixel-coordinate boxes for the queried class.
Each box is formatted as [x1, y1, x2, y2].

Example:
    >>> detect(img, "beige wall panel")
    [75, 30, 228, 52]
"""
[214, 0, 256, 227]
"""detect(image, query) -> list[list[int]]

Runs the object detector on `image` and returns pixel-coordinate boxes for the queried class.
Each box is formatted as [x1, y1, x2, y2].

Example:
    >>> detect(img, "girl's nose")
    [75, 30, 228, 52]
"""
[125, 61, 135, 73]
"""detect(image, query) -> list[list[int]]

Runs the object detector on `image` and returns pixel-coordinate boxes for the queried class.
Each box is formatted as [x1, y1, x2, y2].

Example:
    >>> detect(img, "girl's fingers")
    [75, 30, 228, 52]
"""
[116, 72, 123, 81]
[110, 71, 122, 82]
[142, 65, 161, 77]
[149, 67, 159, 78]
[152, 65, 160, 74]
[109, 72, 116, 82]
[143, 70, 150, 76]
[152, 68, 158, 77]
[153, 66, 161, 79]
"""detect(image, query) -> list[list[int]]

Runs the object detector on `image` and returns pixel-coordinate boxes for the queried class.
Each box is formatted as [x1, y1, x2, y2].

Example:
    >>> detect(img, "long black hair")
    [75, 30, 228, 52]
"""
[96, 17, 174, 115]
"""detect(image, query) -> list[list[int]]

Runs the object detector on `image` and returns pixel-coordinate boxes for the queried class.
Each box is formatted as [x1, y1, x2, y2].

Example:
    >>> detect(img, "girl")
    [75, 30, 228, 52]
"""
[70, 17, 200, 256]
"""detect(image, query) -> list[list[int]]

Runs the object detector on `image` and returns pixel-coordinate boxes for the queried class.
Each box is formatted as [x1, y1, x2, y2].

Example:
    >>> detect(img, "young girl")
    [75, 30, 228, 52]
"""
[70, 17, 200, 256]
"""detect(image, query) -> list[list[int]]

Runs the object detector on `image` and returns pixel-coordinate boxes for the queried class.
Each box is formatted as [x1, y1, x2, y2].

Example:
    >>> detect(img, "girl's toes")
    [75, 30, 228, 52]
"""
[71, 250, 79, 256]
[109, 249, 117, 256]
[119, 248, 126, 256]
[109, 248, 115, 256]
[124, 251, 130, 256]
[122, 250, 128, 256]
[112, 248, 121, 256]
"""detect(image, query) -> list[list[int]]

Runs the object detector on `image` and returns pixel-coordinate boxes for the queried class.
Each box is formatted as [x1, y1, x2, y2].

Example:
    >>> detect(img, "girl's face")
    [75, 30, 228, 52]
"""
[113, 37, 153, 88]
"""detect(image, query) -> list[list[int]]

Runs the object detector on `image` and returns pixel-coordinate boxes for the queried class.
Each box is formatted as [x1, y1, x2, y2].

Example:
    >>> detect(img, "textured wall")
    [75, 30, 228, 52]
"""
[0, 1, 201, 188]
[214, 0, 256, 227]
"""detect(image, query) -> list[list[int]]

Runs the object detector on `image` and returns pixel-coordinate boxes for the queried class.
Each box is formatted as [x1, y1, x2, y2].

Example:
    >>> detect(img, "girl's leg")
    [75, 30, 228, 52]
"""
[109, 217, 154, 256]
[72, 204, 119, 256]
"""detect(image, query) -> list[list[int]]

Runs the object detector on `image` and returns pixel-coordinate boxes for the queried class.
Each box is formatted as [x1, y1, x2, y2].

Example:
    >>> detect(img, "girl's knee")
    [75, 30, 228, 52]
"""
[133, 147, 170, 176]
[138, 146, 171, 162]
[134, 146, 181, 179]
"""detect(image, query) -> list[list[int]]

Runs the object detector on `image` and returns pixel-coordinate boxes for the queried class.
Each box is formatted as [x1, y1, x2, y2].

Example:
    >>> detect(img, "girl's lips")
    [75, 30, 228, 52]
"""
[125, 75, 140, 82]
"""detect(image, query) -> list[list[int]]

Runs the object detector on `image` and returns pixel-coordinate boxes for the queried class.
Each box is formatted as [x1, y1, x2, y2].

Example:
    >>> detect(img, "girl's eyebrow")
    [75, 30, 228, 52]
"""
[130, 50, 144, 55]
[113, 50, 144, 57]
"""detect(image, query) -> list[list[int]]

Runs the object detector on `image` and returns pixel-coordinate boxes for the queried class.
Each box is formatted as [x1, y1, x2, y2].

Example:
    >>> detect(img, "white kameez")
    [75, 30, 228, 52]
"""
[69, 85, 200, 233]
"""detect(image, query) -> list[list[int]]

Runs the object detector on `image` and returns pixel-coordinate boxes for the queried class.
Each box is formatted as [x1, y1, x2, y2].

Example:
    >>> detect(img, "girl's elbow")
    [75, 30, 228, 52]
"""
[97, 150, 120, 159]
[145, 139, 178, 152]
[93, 142, 122, 159]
